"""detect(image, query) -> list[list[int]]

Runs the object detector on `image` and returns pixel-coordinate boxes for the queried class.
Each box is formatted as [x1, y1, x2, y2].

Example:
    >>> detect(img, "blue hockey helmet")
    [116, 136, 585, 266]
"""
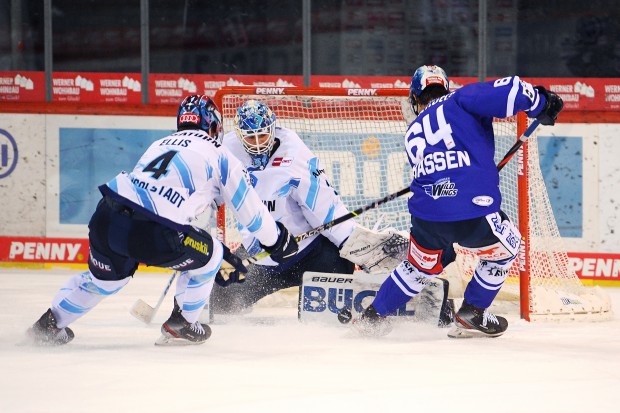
[235, 100, 277, 169]
[177, 94, 223, 141]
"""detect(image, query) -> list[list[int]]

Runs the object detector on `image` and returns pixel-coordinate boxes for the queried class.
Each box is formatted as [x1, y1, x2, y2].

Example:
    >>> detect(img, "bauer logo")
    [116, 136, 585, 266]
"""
[0, 129, 18, 179]
[311, 276, 353, 283]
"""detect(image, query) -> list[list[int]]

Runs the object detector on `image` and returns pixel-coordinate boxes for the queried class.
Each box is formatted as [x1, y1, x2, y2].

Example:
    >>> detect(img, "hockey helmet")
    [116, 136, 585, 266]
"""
[177, 95, 223, 141]
[409, 65, 450, 98]
[235, 100, 277, 169]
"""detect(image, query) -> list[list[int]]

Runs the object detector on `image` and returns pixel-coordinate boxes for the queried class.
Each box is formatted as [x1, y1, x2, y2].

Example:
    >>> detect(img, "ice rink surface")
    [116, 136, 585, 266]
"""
[1, 268, 619, 413]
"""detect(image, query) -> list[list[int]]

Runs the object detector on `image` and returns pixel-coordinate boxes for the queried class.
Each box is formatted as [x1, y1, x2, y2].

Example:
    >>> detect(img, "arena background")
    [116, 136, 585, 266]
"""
[1, 0, 619, 284]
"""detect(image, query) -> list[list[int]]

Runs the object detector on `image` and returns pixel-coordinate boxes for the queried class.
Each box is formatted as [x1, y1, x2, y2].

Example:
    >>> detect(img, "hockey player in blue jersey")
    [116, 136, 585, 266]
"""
[26, 95, 298, 346]
[355, 65, 564, 338]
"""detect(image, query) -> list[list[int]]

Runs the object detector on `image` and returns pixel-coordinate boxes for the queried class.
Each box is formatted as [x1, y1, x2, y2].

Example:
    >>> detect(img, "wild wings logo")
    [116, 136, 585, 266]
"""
[423, 177, 458, 200]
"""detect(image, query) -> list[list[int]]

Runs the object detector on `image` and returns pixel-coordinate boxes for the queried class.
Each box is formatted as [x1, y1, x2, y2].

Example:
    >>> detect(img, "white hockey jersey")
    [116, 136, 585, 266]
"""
[100, 129, 278, 248]
[222, 126, 355, 266]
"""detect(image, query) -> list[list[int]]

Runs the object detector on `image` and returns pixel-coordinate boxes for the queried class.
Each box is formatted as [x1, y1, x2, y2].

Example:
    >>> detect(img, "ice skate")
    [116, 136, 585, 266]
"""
[352, 305, 392, 337]
[448, 301, 508, 338]
[26, 309, 74, 346]
[155, 300, 212, 346]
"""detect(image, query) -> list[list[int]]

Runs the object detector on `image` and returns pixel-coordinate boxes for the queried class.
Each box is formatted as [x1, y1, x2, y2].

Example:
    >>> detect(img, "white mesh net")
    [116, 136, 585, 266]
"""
[214, 87, 611, 321]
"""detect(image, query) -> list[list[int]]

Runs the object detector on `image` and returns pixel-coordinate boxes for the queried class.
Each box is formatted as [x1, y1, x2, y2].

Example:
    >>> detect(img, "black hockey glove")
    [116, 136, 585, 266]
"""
[260, 221, 299, 264]
[215, 245, 248, 287]
[215, 269, 246, 287]
[535, 86, 564, 126]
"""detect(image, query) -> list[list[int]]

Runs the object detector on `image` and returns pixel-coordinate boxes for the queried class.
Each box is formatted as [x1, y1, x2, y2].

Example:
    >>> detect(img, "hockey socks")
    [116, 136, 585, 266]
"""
[371, 273, 415, 316]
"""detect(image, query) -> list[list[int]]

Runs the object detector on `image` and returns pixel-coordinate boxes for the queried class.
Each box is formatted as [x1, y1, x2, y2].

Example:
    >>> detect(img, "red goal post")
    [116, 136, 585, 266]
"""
[213, 86, 612, 321]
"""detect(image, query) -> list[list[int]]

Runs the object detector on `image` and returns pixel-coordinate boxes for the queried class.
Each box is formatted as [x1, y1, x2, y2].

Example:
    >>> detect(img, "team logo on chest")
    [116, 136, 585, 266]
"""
[422, 177, 458, 200]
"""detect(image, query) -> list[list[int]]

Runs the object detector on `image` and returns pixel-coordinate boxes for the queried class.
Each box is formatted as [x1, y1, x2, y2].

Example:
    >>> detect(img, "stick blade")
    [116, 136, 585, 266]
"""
[130, 299, 155, 324]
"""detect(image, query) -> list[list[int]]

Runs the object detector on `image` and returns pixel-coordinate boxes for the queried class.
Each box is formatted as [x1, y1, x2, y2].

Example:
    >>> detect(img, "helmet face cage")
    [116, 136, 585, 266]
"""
[409, 65, 450, 114]
[234, 100, 276, 157]
[177, 95, 223, 141]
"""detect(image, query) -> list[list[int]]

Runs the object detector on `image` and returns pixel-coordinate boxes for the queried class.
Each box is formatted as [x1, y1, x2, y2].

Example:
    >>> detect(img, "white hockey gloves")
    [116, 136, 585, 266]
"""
[339, 225, 409, 273]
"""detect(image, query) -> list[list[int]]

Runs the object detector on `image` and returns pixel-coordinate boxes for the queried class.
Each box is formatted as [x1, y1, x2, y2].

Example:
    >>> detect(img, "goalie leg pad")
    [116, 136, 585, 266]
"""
[339, 225, 409, 273]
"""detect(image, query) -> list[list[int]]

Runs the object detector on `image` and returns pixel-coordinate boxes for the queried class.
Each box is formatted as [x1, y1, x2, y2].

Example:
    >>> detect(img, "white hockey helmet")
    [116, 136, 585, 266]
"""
[409, 65, 449, 98]
[409, 65, 450, 115]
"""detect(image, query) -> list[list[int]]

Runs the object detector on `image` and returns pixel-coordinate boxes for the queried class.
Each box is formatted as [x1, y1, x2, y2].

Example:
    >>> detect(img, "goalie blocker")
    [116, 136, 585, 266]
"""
[298, 271, 454, 327]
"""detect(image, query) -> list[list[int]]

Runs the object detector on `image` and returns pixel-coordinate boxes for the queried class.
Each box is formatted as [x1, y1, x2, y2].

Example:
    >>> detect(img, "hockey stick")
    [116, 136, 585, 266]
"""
[246, 120, 540, 263]
[129, 241, 245, 323]
[130, 271, 177, 324]
[496, 120, 540, 171]
[248, 186, 412, 262]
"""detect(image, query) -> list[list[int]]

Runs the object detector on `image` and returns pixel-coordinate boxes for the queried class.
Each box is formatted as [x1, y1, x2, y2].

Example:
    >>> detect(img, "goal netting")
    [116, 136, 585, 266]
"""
[212, 86, 612, 321]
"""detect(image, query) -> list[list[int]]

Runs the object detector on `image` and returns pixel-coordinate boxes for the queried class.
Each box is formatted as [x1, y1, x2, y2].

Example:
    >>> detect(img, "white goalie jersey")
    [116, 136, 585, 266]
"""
[101, 129, 278, 247]
[222, 126, 356, 266]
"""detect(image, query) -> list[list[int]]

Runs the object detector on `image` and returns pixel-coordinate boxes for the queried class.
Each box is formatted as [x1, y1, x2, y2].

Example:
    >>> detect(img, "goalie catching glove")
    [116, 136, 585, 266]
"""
[339, 225, 409, 273]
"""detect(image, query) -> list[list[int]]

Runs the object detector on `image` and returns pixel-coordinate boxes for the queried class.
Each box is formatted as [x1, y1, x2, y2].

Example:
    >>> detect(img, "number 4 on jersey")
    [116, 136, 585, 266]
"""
[143, 150, 177, 179]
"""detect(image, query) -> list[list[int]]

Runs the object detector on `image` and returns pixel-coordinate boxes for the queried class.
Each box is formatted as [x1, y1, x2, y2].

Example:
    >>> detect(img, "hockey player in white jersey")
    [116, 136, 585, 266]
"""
[26, 95, 298, 346]
[209, 100, 451, 322]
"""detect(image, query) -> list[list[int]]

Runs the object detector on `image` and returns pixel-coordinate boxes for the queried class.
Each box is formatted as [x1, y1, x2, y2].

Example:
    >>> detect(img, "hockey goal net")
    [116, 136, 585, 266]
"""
[212, 86, 611, 321]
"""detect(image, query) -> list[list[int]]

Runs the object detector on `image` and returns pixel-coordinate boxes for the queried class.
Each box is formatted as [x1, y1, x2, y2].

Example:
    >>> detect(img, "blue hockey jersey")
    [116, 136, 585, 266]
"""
[405, 76, 546, 222]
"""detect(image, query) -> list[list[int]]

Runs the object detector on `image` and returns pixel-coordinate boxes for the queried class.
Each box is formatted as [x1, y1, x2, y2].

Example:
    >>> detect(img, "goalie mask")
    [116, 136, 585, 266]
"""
[177, 95, 223, 142]
[235, 100, 276, 169]
[409, 65, 450, 115]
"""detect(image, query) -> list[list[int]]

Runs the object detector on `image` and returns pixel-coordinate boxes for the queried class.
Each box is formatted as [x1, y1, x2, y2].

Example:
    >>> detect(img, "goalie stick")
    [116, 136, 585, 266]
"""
[245, 121, 540, 264]
[248, 186, 412, 262]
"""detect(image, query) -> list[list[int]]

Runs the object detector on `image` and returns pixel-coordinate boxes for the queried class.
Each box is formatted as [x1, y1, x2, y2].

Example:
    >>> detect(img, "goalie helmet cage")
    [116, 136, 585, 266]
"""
[212, 86, 611, 322]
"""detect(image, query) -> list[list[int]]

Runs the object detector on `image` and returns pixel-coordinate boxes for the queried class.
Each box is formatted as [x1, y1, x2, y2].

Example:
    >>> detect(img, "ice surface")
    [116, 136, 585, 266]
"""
[1, 268, 619, 413]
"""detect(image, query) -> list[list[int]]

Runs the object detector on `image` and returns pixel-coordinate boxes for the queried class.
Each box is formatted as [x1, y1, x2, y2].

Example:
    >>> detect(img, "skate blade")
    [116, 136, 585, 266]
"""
[447, 326, 504, 339]
[447, 326, 475, 339]
[154, 334, 206, 346]
[130, 299, 155, 324]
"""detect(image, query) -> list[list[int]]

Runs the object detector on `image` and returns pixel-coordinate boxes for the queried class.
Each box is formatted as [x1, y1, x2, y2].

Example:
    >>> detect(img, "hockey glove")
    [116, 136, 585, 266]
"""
[215, 245, 248, 287]
[535, 86, 564, 126]
[223, 245, 248, 274]
[215, 269, 246, 287]
[260, 221, 299, 264]
[339, 225, 408, 273]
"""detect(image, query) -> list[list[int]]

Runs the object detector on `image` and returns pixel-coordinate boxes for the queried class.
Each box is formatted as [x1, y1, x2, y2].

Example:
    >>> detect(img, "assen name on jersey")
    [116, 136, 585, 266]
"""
[412, 150, 471, 179]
